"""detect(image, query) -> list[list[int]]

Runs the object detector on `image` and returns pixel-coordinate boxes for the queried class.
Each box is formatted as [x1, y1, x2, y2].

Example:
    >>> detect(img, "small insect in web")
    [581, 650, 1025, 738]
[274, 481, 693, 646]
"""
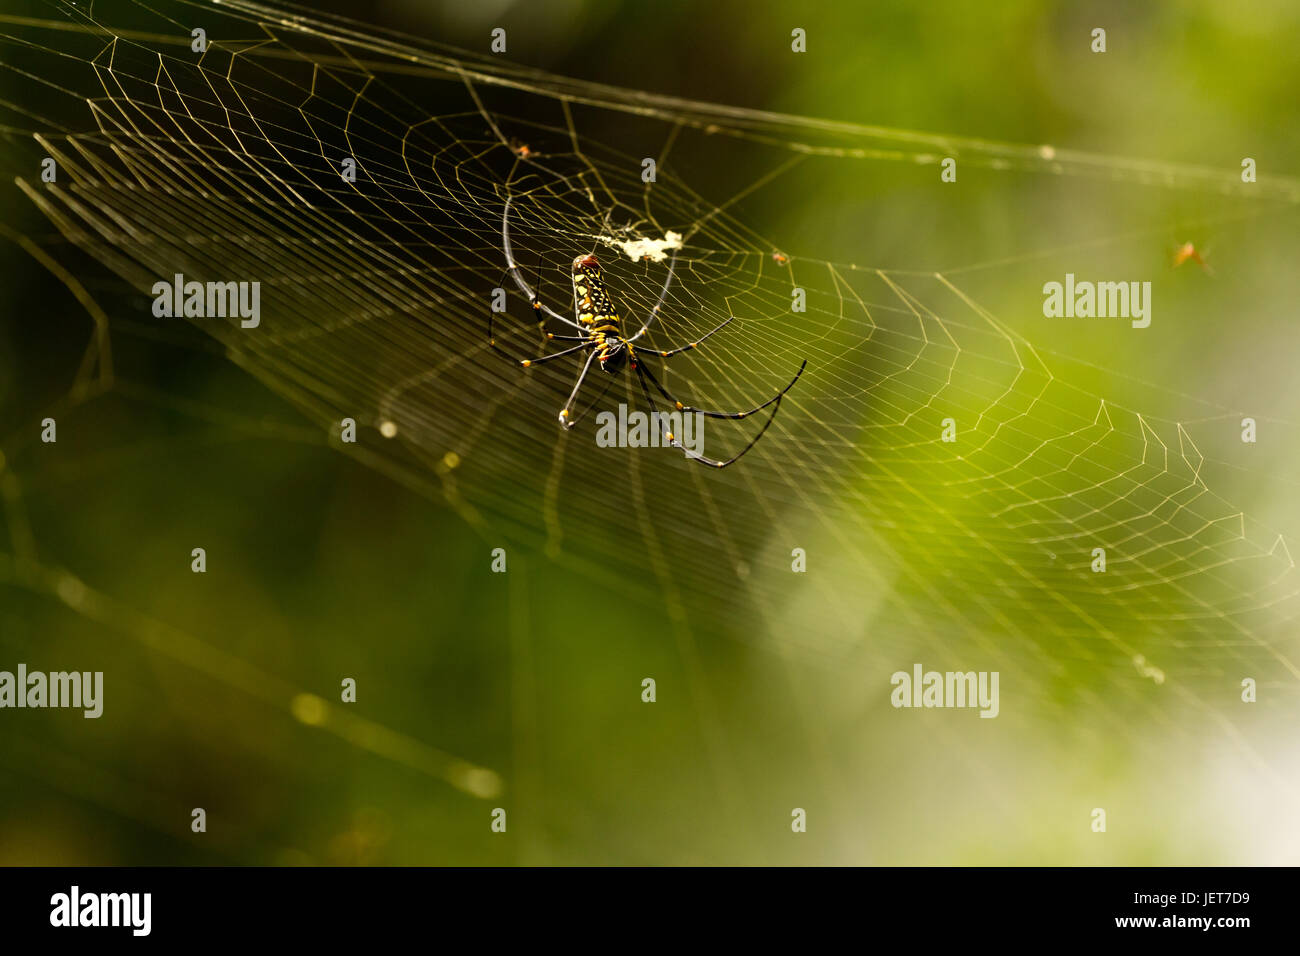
[508, 138, 539, 160]
[490, 199, 807, 468]
[1172, 240, 1212, 273]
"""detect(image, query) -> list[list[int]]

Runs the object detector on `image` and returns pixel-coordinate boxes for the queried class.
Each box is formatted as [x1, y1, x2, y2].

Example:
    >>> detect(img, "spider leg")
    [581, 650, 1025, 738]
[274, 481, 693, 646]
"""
[558, 348, 601, 428]
[637, 354, 807, 420]
[569, 368, 618, 426]
[625, 250, 679, 341]
[631, 358, 788, 469]
[488, 266, 589, 360]
[642, 316, 735, 357]
[489, 328, 592, 368]
[502, 197, 585, 332]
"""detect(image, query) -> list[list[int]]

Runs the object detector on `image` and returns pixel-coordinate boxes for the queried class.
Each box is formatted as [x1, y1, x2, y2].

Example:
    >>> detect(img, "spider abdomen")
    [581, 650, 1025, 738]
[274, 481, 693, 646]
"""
[572, 255, 620, 331]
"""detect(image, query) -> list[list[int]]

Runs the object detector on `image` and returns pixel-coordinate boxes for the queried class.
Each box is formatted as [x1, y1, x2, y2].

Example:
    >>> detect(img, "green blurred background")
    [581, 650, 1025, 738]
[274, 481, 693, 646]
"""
[1, 0, 1298, 864]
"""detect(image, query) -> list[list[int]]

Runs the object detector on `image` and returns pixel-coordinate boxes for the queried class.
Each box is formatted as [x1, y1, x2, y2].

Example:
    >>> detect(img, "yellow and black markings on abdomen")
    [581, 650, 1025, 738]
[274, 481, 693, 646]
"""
[573, 263, 621, 334]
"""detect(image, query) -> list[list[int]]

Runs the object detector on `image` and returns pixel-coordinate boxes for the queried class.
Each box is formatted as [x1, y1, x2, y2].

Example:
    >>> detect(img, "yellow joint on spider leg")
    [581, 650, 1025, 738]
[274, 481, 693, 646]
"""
[675, 401, 683, 410]
[522, 360, 531, 367]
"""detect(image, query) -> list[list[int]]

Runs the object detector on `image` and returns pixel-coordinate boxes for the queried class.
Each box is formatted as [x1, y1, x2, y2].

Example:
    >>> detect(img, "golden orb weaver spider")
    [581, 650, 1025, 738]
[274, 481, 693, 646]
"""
[489, 198, 807, 468]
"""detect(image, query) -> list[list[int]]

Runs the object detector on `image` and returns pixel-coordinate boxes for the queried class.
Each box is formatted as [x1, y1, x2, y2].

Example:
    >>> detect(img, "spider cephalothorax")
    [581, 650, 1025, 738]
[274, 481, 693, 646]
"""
[491, 198, 806, 468]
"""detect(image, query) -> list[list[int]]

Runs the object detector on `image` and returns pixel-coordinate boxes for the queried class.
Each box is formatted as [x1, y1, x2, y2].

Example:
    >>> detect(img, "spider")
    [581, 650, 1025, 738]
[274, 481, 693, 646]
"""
[489, 198, 806, 468]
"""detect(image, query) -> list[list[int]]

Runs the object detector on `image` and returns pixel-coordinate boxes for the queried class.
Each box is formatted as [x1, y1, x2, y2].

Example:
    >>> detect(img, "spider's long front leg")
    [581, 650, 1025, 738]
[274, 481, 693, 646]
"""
[624, 250, 679, 341]
[502, 197, 586, 333]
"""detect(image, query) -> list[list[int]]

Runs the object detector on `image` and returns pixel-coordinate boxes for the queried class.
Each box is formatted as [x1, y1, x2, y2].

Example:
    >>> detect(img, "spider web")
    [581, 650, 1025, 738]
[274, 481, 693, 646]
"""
[3, 0, 1300, 860]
